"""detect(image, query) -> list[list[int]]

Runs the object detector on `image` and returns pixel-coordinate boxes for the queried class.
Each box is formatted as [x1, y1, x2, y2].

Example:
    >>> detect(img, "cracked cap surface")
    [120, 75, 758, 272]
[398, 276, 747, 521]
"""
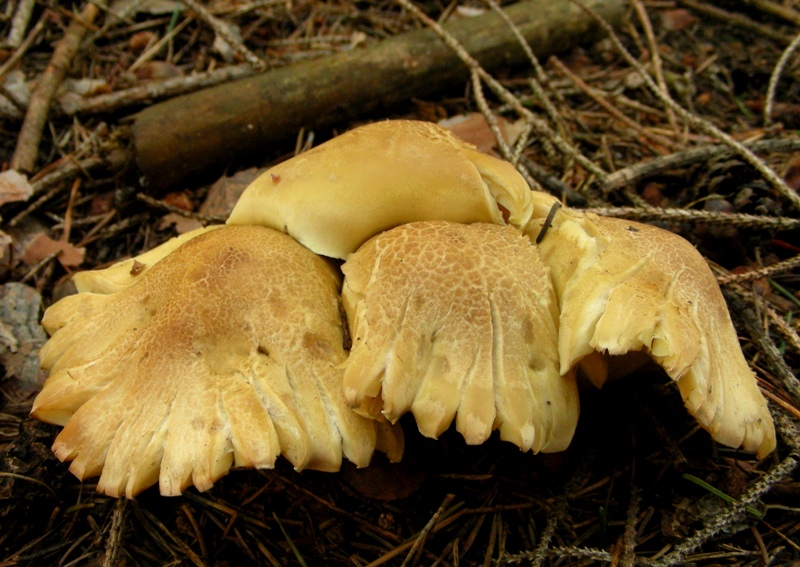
[33, 225, 402, 497]
[341, 221, 579, 453]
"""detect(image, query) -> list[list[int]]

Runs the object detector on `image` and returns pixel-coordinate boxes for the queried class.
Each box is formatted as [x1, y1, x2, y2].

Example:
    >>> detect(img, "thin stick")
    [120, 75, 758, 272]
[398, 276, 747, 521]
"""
[469, 68, 541, 189]
[60, 178, 81, 244]
[621, 485, 640, 567]
[10, 2, 100, 172]
[744, 0, 800, 26]
[482, 0, 569, 160]
[395, 0, 609, 183]
[0, 12, 48, 91]
[650, 450, 799, 567]
[549, 55, 679, 152]
[5, 0, 36, 48]
[717, 254, 800, 285]
[630, 0, 677, 131]
[584, 206, 800, 231]
[62, 64, 255, 115]
[102, 500, 128, 567]
[762, 389, 800, 421]
[127, 16, 193, 74]
[601, 137, 800, 191]
[180, 0, 265, 71]
[400, 494, 455, 567]
[765, 304, 800, 356]
[677, 0, 792, 45]
[725, 288, 800, 404]
[136, 193, 225, 223]
[764, 29, 800, 126]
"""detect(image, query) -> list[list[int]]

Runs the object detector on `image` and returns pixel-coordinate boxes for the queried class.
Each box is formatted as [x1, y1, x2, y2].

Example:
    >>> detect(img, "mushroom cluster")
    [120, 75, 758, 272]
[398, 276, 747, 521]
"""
[32, 120, 776, 498]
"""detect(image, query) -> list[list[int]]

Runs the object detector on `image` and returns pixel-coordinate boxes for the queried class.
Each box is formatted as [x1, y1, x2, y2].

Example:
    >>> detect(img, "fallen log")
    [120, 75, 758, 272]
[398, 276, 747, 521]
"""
[130, 0, 626, 191]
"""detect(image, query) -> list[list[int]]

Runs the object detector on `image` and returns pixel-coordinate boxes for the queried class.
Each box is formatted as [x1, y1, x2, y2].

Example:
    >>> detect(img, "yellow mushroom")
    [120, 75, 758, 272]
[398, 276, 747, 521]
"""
[524, 192, 776, 458]
[341, 221, 578, 453]
[227, 120, 533, 259]
[33, 225, 401, 497]
[32, 119, 776, 499]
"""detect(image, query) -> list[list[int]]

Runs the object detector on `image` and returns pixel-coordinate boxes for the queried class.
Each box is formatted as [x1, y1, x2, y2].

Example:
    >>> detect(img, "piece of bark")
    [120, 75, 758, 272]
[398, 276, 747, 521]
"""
[0, 283, 48, 395]
[131, 0, 626, 191]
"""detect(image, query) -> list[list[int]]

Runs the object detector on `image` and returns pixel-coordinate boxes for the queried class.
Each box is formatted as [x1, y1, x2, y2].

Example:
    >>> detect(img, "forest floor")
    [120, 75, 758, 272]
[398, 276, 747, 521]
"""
[1, 0, 800, 565]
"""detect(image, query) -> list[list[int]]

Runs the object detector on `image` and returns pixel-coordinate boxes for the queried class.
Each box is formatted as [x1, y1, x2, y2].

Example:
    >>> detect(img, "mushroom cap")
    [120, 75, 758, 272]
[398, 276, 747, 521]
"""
[72, 225, 223, 294]
[32, 225, 401, 497]
[525, 192, 776, 458]
[341, 221, 578, 453]
[227, 120, 533, 259]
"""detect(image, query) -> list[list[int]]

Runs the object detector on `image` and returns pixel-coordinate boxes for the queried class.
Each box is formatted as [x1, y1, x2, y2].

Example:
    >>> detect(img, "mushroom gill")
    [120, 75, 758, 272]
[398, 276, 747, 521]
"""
[32, 225, 401, 498]
[341, 221, 578, 453]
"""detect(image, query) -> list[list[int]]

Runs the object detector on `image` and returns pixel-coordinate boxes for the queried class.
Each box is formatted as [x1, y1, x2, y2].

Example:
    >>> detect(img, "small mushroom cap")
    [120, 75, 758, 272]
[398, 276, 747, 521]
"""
[341, 221, 579, 453]
[525, 192, 776, 458]
[227, 120, 533, 259]
[72, 225, 224, 294]
[32, 225, 402, 498]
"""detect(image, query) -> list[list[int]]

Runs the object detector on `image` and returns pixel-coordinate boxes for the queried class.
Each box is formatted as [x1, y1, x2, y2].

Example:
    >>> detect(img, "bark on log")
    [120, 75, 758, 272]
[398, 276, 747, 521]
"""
[131, 0, 626, 191]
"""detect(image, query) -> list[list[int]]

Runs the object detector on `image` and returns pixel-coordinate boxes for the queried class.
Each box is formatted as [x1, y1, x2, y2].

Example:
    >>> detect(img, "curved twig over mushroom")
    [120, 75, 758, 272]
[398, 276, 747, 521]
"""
[227, 120, 534, 259]
[524, 192, 776, 458]
[33, 225, 402, 497]
[341, 221, 578, 453]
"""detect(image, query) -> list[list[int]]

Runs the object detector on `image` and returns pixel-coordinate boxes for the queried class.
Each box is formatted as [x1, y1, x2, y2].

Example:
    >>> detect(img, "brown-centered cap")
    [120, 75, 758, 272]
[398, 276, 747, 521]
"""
[227, 120, 533, 259]
[524, 192, 776, 458]
[32, 225, 402, 497]
[71, 225, 224, 294]
[341, 220, 579, 453]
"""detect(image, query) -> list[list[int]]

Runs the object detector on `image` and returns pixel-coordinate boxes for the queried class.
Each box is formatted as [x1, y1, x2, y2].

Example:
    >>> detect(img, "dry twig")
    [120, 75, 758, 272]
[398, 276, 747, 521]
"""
[4, 0, 36, 48]
[718, 254, 800, 285]
[764, 30, 800, 126]
[180, 0, 266, 71]
[677, 0, 792, 45]
[575, 0, 800, 210]
[584, 206, 800, 231]
[10, 2, 100, 173]
[63, 64, 255, 115]
[601, 138, 800, 191]
[395, 0, 611, 183]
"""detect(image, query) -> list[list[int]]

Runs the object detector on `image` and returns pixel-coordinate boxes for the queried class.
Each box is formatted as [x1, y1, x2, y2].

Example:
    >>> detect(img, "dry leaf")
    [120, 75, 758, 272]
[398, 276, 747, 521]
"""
[158, 213, 203, 234]
[162, 190, 195, 211]
[660, 9, 697, 32]
[341, 456, 424, 501]
[439, 113, 526, 156]
[0, 169, 33, 206]
[200, 167, 263, 218]
[134, 61, 184, 82]
[22, 233, 85, 267]
[130, 31, 157, 52]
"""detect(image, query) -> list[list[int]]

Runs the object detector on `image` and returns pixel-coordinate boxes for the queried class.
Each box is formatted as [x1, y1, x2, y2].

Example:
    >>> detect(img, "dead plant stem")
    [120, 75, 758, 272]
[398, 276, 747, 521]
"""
[10, 2, 100, 173]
